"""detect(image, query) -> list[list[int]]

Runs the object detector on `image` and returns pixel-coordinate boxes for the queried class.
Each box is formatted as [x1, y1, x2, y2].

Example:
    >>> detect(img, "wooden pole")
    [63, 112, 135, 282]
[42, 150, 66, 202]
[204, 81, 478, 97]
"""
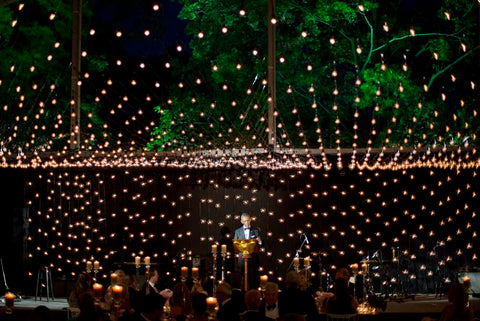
[70, 0, 82, 150]
[244, 257, 249, 291]
[267, 0, 276, 150]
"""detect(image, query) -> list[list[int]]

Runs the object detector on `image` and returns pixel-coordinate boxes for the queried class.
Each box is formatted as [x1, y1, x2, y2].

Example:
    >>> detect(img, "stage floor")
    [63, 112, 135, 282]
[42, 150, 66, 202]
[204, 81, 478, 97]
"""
[383, 294, 480, 314]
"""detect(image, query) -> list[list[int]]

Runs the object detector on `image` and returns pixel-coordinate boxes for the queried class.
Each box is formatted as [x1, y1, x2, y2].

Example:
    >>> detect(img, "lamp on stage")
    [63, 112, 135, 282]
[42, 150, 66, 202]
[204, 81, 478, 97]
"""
[233, 239, 258, 291]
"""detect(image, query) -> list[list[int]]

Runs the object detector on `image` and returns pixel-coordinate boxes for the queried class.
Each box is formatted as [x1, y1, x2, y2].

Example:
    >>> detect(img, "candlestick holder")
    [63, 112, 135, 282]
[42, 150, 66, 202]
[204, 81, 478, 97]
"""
[93, 267, 99, 281]
[192, 267, 199, 284]
[293, 258, 300, 272]
[212, 249, 218, 295]
[206, 297, 217, 321]
[181, 266, 188, 283]
[86, 261, 93, 274]
[93, 283, 103, 306]
[304, 257, 311, 281]
[111, 285, 123, 321]
[221, 252, 226, 282]
[260, 275, 268, 293]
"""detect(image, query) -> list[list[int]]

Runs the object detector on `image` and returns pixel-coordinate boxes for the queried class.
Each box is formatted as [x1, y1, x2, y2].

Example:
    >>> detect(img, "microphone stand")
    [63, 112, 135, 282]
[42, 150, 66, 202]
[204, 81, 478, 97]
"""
[287, 235, 309, 271]
[1, 258, 10, 292]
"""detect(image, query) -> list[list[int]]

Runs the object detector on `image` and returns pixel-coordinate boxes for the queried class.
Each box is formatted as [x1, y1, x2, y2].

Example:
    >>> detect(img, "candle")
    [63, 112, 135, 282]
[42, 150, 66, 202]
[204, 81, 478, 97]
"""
[93, 283, 103, 296]
[463, 275, 471, 282]
[304, 257, 311, 267]
[260, 275, 268, 284]
[93, 260, 100, 270]
[4, 291, 15, 308]
[86, 260, 92, 271]
[293, 257, 300, 266]
[144, 256, 150, 265]
[221, 244, 227, 254]
[361, 263, 368, 272]
[111, 273, 118, 284]
[211, 244, 217, 254]
[181, 266, 188, 279]
[351, 263, 359, 274]
[112, 285, 123, 300]
[206, 296, 217, 311]
[192, 267, 199, 279]
[135, 256, 141, 266]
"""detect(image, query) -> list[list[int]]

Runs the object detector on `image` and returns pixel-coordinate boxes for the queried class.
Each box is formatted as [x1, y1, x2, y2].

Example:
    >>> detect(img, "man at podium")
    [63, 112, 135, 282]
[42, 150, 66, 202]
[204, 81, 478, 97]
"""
[233, 213, 262, 289]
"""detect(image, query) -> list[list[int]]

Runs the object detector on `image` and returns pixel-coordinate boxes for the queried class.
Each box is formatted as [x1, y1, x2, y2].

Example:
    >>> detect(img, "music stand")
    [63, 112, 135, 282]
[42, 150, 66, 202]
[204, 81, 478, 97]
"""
[233, 239, 257, 291]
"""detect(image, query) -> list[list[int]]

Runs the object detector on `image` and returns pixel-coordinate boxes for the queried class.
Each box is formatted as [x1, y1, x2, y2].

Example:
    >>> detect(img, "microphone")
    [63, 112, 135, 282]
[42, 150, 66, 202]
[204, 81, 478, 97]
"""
[302, 233, 310, 244]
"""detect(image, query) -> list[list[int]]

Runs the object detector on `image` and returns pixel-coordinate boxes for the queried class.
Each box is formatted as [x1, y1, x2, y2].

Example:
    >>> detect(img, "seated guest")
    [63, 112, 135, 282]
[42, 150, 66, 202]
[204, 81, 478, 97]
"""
[170, 282, 193, 320]
[240, 289, 267, 321]
[279, 314, 306, 321]
[68, 271, 93, 309]
[105, 269, 129, 310]
[137, 295, 164, 321]
[190, 292, 209, 321]
[216, 282, 240, 321]
[72, 293, 96, 321]
[422, 282, 474, 321]
[142, 268, 172, 318]
[191, 280, 208, 296]
[280, 271, 319, 321]
[261, 282, 283, 321]
[231, 272, 246, 314]
[334, 268, 350, 283]
[28, 305, 54, 321]
[325, 278, 357, 315]
[124, 273, 142, 319]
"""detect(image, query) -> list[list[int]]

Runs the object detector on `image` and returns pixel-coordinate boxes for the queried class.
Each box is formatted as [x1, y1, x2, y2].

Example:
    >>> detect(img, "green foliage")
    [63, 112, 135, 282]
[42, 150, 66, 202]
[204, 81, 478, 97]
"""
[150, 0, 480, 151]
[0, 0, 109, 152]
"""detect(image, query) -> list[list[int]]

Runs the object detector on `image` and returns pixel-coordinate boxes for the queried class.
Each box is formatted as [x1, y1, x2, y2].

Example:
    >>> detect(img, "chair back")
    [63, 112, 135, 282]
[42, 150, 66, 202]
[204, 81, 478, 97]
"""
[326, 313, 357, 321]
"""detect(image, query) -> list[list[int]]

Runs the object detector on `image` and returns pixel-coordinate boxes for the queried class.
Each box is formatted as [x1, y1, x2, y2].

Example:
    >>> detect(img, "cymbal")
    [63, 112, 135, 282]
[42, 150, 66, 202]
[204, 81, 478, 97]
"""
[360, 259, 379, 264]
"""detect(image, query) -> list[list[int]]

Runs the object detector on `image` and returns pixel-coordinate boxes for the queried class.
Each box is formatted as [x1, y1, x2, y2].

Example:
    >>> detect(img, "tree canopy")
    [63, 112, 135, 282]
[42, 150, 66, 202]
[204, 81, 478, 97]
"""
[148, 0, 480, 158]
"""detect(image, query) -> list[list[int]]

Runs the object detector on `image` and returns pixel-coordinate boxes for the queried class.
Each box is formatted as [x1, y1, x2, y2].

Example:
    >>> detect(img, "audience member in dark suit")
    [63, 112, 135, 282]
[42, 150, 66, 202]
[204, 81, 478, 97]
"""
[240, 289, 268, 321]
[233, 213, 262, 289]
[325, 277, 357, 315]
[231, 272, 246, 314]
[190, 292, 209, 321]
[279, 271, 319, 321]
[260, 282, 283, 321]
[143, 268, 172, 314]
[136, 294, 164, 321]
[215, 282, 241, 321]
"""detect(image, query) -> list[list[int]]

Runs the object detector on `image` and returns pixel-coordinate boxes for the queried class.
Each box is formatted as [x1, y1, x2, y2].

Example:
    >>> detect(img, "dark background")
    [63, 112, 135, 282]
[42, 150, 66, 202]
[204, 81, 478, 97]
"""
[0, 165, 478, 296]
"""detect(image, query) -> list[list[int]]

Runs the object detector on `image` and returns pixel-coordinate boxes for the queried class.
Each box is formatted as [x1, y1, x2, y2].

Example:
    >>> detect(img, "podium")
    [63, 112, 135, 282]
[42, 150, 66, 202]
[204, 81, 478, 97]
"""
[233, 239, 258, 291]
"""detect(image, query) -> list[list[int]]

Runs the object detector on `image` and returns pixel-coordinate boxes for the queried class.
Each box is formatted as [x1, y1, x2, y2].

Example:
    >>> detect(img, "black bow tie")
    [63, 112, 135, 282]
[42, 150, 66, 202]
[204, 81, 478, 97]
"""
[266, 304, 276, 311]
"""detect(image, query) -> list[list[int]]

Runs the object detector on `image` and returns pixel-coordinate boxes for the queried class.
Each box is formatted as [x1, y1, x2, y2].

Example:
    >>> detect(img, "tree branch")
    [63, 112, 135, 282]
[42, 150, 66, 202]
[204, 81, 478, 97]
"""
[373, 32, 463, 53]
[360, 11, 374, 73]
[427, 46, 480, 90]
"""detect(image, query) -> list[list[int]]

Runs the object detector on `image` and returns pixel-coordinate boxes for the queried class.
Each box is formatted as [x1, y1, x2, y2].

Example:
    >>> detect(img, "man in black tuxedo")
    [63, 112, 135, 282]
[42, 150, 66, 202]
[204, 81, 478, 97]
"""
[279, 271, 319, 321]
[230, 272, 246, 314]
[142, 268, 172, 314]
[260, 282, 283, 321]
[233, 213, 262, 289]
[240, 289, 268, 321]
[216, 282, 241, 321]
